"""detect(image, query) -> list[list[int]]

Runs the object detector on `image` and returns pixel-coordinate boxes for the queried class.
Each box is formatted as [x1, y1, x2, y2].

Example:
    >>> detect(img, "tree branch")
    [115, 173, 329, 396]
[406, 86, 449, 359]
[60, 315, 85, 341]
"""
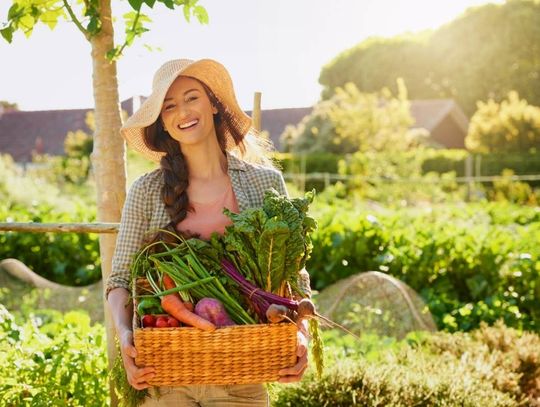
[62, 0, 89, 38]
[114, 9, 141, 59]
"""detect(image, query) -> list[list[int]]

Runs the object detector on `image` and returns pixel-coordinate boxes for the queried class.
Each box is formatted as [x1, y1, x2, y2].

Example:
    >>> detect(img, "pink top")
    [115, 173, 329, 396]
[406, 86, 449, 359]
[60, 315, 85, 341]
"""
[176, 178, 239, 240]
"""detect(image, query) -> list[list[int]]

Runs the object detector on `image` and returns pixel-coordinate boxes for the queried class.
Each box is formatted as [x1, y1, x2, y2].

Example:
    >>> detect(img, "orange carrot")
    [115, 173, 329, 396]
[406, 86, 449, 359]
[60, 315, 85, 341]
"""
[161, 274, 215, 331]
[161, 294, 216, 331]
[163, 274, 179, 293]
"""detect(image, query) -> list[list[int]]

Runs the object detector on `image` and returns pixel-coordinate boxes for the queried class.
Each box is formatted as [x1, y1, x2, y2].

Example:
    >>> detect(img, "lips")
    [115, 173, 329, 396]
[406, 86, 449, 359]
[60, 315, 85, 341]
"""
[178, 119, 199, 130]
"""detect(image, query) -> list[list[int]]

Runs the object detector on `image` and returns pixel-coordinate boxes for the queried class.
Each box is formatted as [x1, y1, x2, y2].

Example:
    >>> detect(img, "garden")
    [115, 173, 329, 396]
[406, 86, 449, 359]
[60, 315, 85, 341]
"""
[1, 145, 539, 405]
[1, 1, 540, 405]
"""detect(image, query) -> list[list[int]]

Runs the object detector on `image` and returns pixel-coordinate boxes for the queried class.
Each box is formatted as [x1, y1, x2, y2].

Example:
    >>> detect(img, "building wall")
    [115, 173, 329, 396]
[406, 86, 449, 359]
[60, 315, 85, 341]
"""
[431, 115, 466, 149]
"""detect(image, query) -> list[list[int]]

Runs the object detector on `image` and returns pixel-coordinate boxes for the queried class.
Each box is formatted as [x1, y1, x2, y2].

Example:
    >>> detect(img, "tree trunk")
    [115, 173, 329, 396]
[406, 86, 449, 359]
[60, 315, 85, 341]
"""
[90, 1, 126, 404]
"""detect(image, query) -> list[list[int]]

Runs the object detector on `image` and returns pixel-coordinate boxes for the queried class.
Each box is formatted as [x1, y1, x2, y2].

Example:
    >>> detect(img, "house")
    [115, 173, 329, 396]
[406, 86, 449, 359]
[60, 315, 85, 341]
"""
[0, 97, 468, 162]
[409, 99, 469, 148]
[0, 97, 144, 162]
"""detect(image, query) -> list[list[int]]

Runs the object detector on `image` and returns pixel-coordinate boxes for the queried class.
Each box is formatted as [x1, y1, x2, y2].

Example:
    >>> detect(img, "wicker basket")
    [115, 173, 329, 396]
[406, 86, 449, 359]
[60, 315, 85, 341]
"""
[132, 279, 298, 386]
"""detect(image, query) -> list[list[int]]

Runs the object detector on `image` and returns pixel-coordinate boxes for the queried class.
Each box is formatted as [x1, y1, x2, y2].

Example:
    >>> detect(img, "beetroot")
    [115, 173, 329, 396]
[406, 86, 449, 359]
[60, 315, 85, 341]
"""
[195, 298, 236, 327]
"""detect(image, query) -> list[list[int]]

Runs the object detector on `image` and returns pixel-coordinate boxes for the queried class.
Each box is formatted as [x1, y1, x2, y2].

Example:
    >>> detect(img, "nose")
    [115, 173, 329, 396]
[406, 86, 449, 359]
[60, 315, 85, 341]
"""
[177, 101, 191, 119]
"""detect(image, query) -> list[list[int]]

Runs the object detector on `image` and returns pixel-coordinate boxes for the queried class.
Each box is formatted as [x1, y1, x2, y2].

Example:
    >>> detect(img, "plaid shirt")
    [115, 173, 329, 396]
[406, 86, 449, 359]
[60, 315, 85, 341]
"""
[106, 151, 312, 298]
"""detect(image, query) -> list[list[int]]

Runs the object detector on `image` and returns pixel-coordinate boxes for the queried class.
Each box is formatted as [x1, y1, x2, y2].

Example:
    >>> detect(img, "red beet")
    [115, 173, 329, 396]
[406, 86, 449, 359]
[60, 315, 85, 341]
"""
[194, 298, 236, 327]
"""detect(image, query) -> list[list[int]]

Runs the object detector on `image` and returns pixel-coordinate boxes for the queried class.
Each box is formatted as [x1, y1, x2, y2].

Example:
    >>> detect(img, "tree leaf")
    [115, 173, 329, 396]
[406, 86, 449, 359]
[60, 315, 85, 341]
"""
[87, 16, 100, 34]
[193, 5, 208, 24]
[0, 27, 14, 43]
[143, 0, 157, 8]
[159, 0, 175, 10]
[7, 3, 21, 21]
[127, 0, 144, 11]
[182, 4, 191, 22]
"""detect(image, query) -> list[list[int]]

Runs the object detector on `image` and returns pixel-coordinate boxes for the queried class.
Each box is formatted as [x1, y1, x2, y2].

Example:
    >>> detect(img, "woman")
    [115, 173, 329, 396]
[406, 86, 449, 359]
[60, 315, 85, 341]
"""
[106, 58, 311, 406]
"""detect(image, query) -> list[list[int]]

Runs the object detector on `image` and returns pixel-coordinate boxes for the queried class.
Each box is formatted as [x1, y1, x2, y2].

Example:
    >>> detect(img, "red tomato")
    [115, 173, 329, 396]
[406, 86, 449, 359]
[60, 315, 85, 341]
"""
[155, 316, 169, 328]
[141, 314, 155, 328]
[167, 316, 180, 327]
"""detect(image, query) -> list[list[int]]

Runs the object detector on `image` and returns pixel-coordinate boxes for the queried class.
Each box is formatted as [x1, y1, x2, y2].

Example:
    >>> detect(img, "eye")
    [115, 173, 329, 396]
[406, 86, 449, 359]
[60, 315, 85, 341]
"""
[163, 104, 175, 111]
[186, 95, 198, 102]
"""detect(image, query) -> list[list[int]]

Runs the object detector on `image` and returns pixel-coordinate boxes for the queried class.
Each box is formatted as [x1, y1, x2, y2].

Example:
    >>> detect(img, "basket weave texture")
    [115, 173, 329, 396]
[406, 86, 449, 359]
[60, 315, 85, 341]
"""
[132, 279, 298, 385]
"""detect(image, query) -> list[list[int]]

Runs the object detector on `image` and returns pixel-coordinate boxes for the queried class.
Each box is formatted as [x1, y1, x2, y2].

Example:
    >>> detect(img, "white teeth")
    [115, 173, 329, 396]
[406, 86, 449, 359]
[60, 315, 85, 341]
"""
[179, 120, 198, 129]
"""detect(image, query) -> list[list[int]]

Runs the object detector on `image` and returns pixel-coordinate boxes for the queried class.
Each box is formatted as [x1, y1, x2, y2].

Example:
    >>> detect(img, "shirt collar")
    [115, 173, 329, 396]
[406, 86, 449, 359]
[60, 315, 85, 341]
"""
[226, 150, 246, 171]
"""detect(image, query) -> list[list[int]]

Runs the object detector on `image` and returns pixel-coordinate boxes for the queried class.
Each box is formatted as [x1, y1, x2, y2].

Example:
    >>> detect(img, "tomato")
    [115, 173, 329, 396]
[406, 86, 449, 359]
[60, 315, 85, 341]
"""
[167, 316, 180, 327]
[141, 314, 156, 328]
[155, 316, 169, 328]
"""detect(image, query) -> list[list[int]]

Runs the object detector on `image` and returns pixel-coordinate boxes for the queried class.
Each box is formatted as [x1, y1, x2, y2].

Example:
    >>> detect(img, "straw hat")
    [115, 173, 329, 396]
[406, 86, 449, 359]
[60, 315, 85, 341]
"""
[121, 58, 252, 162]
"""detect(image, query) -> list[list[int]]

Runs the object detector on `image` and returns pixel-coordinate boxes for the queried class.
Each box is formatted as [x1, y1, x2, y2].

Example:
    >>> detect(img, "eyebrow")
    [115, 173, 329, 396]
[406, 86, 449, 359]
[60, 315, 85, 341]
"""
[164, 88, 200, 102]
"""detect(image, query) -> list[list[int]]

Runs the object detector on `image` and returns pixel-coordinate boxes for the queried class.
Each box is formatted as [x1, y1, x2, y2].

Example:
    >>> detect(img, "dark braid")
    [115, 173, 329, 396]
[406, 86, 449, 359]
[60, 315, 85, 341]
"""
[143, 119, 195, 249]
[142, 79, 244, 250]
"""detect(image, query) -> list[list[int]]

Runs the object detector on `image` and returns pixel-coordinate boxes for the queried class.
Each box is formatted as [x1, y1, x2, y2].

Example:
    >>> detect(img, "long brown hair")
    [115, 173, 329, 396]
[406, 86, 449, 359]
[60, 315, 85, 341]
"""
[142, 79, 246, 248]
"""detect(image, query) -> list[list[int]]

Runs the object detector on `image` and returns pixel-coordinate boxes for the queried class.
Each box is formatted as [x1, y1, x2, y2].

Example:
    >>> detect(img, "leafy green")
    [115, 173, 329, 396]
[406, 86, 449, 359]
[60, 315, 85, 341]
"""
[221, 188, 317, 296]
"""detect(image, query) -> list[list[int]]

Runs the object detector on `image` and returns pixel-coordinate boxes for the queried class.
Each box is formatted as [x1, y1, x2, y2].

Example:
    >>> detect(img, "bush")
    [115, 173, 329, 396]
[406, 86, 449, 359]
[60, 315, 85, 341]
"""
[0, 201, 101, 286]
[280, 80, 429, 155]
[0, 304, 108, 405]
[307, 201, 540, 332]
[273, 322, 540, 406]
[466, 91, 540, 153]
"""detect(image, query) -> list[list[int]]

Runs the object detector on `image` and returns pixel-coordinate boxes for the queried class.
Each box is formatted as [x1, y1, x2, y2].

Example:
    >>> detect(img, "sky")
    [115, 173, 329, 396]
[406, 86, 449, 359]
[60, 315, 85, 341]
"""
[0, 0, 504, 112]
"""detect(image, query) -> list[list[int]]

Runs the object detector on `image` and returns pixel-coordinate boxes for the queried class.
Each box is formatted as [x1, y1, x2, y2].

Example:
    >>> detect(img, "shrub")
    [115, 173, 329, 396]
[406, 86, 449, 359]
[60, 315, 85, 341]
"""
[466, 91, 540, 154]
[0, 304, 108, 405]
[0, 201, 101, 286]
[272, 322, 540, 406]
[307, 201, 540, 332]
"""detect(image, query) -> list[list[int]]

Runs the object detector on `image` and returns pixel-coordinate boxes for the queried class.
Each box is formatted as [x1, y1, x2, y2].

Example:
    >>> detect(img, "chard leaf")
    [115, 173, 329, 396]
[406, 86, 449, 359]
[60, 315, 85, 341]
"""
[257, 219, 290, 292]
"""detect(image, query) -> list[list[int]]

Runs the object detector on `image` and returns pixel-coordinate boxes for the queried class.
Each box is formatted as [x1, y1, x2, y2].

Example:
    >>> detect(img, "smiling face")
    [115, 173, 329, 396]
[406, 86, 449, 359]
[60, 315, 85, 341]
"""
[160, 76, 219, 148]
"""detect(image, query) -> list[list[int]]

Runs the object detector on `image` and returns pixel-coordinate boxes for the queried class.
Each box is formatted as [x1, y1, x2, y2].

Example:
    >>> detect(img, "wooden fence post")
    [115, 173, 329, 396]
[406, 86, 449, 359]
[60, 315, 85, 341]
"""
[253, 92, 262, 132]
[465, 154, 473, 201]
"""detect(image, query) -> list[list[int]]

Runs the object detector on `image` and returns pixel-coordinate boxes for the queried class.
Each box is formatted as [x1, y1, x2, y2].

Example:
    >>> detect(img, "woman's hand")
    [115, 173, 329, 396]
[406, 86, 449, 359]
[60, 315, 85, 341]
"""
[278, 321, 309, 383]
[119, 329, 156, 390]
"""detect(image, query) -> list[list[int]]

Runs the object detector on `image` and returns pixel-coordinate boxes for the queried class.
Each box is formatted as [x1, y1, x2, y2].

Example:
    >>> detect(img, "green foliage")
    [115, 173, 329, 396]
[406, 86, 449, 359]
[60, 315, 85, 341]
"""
[2, 0, 208, 61]
[281, 80, 430, 155]
[0, 100, 18, 110]
[0, 304, 108, 405]
[490, 169, 538, 205]
[320, 0, 540, 117]
[272, 322, 540, 406]
[335, 149, 463, 205]
[0, 201, 101, 286]
[306, 200, 540, 332]
[466, 91, 540, 153]
[0, 154, 101, 286]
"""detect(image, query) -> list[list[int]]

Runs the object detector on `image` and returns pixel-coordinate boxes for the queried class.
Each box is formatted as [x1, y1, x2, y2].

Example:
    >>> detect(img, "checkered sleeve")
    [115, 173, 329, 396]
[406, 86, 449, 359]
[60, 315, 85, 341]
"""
[105, 175, 150, 299]
[273, 170, 312, 298]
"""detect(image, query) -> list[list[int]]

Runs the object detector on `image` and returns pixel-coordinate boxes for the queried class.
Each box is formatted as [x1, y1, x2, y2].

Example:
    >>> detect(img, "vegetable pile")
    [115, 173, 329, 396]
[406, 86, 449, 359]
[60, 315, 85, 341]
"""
[130, 188, 325, 376]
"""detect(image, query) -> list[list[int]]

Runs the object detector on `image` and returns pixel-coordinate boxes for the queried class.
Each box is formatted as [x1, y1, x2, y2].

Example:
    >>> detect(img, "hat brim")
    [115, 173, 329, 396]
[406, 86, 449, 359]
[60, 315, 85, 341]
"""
[120, 59, 252, 163]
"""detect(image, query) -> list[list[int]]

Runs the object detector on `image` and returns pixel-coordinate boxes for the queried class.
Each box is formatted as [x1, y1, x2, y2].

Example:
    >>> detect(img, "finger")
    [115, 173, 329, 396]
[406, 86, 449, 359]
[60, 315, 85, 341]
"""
[278, 364, 308, 383]
[130, 381, 152, 390]
[279, 353, 308, 376]
[134, 370, 156, 384]
[124, 344, 137, 359]
[134, 366, 156, 377]
[297, 341, 307, 357]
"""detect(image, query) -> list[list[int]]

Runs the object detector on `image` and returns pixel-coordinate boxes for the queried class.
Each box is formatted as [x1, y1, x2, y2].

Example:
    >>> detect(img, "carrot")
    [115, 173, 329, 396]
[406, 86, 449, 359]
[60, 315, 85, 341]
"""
[163, 274, 178, 293]
[160, 273, 216, 331]
[161, 294, 216, 331]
